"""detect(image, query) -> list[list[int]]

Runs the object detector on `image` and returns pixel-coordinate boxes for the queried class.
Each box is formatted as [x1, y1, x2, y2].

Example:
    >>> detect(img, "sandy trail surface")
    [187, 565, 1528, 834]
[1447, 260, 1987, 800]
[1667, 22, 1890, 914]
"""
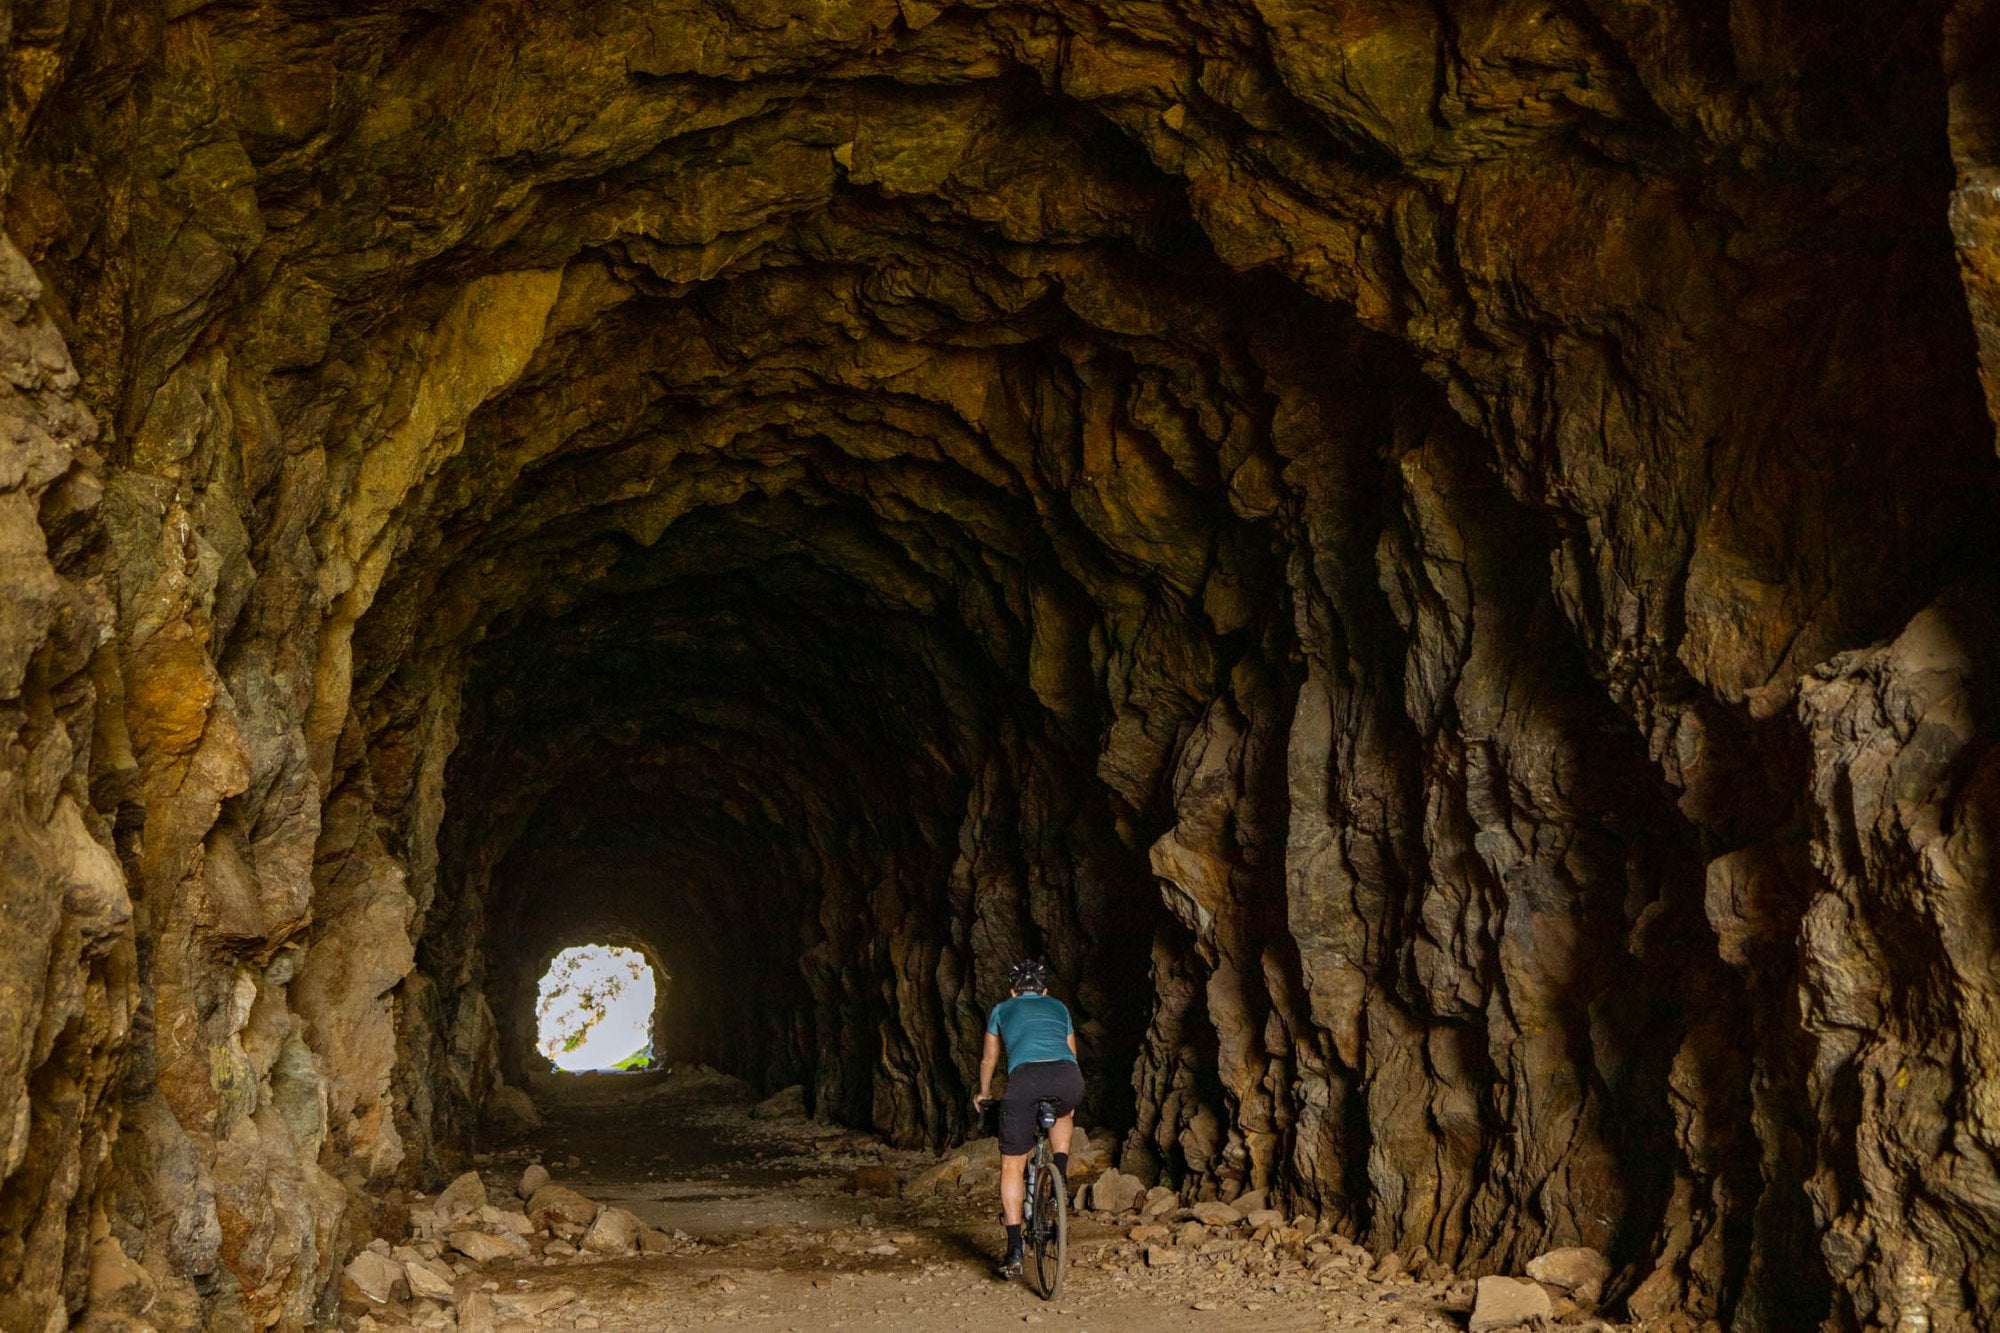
[339, 1071, 1618, 1333]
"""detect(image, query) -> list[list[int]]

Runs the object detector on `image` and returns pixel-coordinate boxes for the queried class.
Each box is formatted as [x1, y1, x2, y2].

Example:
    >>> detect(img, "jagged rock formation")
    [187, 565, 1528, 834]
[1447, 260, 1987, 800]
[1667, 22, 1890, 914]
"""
[1, 2, 1996, 1330]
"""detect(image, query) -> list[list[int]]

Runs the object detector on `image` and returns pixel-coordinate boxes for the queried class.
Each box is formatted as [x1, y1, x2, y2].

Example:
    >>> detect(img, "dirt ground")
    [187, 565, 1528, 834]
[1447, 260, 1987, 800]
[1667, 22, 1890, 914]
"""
[340, 1071, 1627, 1333]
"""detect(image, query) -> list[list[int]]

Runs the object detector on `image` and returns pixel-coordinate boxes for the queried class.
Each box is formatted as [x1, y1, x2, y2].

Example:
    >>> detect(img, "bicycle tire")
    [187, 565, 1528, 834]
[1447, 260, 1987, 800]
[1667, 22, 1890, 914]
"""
[1031, 1157, 1066, 1300]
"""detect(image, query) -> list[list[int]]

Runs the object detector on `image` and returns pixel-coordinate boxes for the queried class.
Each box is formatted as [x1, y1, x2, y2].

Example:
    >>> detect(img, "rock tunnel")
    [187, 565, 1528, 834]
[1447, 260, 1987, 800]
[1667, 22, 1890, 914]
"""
[4, 1, 2000, 1329]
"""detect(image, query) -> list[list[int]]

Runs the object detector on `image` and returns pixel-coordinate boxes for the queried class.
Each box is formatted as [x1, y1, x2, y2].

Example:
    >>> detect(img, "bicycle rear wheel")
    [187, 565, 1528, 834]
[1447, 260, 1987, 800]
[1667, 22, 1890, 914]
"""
[1031, 1157, 1066, 1300]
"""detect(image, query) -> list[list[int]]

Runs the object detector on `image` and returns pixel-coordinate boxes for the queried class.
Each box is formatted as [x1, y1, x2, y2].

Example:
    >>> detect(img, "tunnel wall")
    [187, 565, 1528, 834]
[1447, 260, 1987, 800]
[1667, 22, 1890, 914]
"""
[1, 3, 1998, 1331]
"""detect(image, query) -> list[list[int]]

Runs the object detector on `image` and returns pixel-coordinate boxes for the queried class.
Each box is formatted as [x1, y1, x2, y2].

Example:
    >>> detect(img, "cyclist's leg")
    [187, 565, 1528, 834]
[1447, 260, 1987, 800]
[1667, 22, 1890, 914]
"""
[997, 1084, 1035, 1233]
[1047, 1063, 1084, 1162]
[1050, 1111, 1074, 1159]
[999, 1152, 1028, 1225]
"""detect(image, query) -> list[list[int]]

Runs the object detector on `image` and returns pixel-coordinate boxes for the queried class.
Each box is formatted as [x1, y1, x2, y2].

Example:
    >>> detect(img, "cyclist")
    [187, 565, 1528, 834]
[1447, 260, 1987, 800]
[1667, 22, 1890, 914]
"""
[973, 959, 1083, 1278]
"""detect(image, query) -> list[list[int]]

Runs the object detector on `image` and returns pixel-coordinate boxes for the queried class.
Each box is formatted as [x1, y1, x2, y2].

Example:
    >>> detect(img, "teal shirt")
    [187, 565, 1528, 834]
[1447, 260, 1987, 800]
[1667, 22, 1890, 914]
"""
[986, 993, 1076, 1072]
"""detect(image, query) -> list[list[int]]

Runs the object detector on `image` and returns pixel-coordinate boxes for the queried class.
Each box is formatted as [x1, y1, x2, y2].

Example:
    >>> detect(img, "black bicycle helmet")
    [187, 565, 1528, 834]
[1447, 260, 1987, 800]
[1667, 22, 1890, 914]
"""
[1008, 959, 1049, 993]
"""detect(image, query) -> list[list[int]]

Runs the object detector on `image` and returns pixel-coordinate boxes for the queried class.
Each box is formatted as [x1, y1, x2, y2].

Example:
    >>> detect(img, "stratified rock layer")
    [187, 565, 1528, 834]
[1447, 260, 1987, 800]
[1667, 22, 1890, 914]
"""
[0, 3, 1996, 1331]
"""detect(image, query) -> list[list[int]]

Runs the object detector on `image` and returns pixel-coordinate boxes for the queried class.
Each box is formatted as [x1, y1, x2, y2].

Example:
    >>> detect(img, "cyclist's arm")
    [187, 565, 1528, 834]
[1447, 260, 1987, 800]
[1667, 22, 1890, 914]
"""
[1067, 1033, 1077, 1056]
[977, 1032, 1001, 1104]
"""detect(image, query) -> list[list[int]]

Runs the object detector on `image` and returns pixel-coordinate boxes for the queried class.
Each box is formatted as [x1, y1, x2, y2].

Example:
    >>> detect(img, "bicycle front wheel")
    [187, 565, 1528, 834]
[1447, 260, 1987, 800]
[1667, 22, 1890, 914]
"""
[1031, 1159, 1067, 1300]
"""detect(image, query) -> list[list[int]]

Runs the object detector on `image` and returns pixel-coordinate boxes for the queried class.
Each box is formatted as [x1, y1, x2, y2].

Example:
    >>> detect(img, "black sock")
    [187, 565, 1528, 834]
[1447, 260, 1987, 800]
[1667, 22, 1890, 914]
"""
[1006, 1223, 1022, 1251]
[1053, 1152, 1069, 1177]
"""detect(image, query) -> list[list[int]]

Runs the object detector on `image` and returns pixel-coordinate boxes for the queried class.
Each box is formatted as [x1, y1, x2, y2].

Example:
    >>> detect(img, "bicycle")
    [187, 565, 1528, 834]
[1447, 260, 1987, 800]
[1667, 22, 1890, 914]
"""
[973, 1093, 1069, 1299]
[1021, 1096, 1067, 1300]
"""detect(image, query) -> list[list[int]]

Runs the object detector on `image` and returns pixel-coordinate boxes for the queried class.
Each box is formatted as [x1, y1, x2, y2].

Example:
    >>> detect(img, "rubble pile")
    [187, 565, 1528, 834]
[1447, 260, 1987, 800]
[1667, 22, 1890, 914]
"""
[340, 1164, 702, 1332]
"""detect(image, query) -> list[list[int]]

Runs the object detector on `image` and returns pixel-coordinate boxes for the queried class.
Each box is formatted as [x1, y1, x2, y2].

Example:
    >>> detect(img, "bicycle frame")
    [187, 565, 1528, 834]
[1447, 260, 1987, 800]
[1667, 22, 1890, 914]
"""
[1024, 1137, 1049, 1225]
[1021, 1098, 1067, 1299]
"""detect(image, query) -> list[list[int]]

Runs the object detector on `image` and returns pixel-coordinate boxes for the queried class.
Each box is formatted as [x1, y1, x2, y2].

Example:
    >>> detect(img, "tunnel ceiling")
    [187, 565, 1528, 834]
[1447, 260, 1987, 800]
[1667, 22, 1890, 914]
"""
[4, 3, 2000, 1332]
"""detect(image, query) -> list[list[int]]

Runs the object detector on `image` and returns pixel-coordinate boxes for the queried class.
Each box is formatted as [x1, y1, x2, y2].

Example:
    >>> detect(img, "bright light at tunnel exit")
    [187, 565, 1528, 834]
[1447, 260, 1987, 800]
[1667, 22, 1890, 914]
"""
[535, 945, 657, 1072]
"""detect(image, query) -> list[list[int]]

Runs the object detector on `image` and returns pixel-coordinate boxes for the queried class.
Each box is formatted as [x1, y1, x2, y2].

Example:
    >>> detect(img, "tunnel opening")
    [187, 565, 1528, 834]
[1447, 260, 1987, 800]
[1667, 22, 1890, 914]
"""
[534, 944, 660, 1074]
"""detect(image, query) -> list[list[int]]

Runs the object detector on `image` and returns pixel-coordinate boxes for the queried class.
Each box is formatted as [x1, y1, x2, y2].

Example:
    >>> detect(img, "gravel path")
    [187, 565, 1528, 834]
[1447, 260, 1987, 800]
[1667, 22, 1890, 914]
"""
[338, 1071, 1635, 1333]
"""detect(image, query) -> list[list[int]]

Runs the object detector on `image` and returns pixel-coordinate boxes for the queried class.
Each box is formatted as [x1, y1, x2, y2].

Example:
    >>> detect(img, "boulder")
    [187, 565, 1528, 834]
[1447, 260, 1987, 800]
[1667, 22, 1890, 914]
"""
[342, 1250, 404, 1304]
[518, 1163, 550, 1198]
[1469, 1276, 1554, 1332]
[1144, 1244, 1183, 1266]
[905, 1155, 967, 1197]
[1088, 1169, 1145, 1213]
[403, 1256, 456, 1302]
[581, 1205, 644, 1256]
[448, 1230, 528, 1264]
[1062, 1127, 1106, 1178]
[526, 1184, 600, 1229]
[435, 1170, 488, 1223]
[637, 1228, 678, 1255]
[1244, 1208, 1285, 1229]
[1229, 1188, 1268, 1217]
[479, 1205, 535, 1235]
[1526, 1246, 1612, 1303]
[456, 1291, 497, 1333]
[1140, 1186, 1178, 1217]
[750, 1084, 807, 1119]
[1190, 1200, 1239, 1227]
[486, 1085, 543, 1136]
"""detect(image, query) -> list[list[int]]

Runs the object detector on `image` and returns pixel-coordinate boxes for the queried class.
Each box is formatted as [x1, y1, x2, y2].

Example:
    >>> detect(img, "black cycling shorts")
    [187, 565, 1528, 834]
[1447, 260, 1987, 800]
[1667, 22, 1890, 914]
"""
[997, 1060, 1084, 1156]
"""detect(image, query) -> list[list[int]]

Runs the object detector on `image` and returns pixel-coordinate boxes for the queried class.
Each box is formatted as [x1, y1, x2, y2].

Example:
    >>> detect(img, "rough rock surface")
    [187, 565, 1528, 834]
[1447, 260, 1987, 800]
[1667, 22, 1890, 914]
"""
[1191, 1201, 1242, 1227]
[1090, 1170, 1146, 1215]
[581, 1206, 645, 1258]
[1469, 1276, 1555, 1332]
[341, 1250, 403, 1306]
[0, 3, 1996, 1332]
[401, 1255, 455, 1304]
[435, 1170, 488, 1224]
[525, 1185, 599, 1231]
[1527, 1246, 1612, 1302]
[485, 1084, 543, 1136]
[448, 1230, 525, 1265]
